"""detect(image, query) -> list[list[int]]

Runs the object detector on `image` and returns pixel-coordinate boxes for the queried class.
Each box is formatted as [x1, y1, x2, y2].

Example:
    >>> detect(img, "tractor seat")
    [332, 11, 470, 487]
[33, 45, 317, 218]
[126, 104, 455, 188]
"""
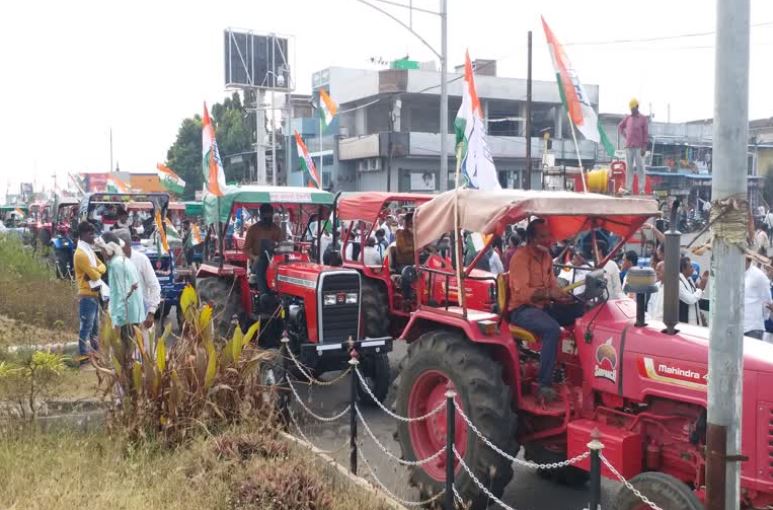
[497, 272, 539, 345]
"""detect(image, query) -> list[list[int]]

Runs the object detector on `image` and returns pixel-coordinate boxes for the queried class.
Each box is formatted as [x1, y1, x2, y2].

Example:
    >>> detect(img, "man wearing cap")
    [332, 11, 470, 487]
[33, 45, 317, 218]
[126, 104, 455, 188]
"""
[114, 229, 161, 329]
[618, 99, 649, 195]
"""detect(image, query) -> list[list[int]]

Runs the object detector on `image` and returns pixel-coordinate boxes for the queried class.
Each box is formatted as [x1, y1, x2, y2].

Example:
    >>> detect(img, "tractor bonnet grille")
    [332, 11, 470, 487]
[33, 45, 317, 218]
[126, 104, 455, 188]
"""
[318, 271, 360, 343]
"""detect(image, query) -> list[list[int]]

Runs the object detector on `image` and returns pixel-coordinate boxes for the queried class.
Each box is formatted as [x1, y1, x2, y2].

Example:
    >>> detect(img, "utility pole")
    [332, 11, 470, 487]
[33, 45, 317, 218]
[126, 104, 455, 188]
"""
[109, 128, 114, 172]
[256, 89, 267, 185]
[524, 30, 532, 190]
[706, 0, 749, 509]
[271, 90, 277, 186]
[439, 0, 448, 190]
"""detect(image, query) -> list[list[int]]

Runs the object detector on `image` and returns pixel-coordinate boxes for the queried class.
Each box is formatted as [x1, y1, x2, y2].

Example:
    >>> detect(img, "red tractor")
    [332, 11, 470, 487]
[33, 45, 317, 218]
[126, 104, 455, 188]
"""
[194, 185, 392, 402]
[390, 188, 773, 509]
[334, 192, 497, 339]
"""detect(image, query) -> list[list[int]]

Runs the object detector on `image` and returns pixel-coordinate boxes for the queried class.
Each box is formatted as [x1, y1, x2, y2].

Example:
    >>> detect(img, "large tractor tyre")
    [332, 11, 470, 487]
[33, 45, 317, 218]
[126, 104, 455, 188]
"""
[258, 348, 290, 425]
[38, 229, 51, 251]
[195, 277, 241, 338]
[395, 330, 518, 510]
[356, 352, 390, 405]
[524, 442, 589, 487]
[361, 279, 390, 339]
[615, 472, 703, 510]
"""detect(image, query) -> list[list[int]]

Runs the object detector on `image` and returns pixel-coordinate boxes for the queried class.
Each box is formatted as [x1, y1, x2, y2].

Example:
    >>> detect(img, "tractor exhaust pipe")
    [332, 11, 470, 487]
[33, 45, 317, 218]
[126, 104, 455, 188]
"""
[662, 200, 681, 335]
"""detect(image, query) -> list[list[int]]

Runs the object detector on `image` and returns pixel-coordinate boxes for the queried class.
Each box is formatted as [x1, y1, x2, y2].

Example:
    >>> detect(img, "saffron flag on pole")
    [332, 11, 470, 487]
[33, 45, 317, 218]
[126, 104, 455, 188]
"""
[106, 176, 131, 193]
[454, 51, 501, 190]
[542, 17, 615, 157]
[202, 102, 227, 196]
[156, 163, 186, 195]
[294, 130, 321, 189]
[318, 89, 338, 131]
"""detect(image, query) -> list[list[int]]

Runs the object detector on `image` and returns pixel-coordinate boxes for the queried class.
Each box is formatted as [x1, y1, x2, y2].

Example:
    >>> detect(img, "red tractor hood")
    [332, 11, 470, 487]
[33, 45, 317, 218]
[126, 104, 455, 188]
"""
[575, 300, 773, 406]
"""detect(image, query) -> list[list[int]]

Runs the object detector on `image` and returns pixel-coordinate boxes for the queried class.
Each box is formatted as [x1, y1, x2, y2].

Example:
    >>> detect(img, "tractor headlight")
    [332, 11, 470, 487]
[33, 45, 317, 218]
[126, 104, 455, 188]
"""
[345, 292, 358, 304]
[323, 294, 337, 306]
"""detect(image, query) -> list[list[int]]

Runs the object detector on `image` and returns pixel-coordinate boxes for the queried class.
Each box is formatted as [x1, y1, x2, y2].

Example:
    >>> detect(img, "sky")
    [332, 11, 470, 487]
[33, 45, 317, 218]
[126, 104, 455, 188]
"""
[2, 0, 773, 195]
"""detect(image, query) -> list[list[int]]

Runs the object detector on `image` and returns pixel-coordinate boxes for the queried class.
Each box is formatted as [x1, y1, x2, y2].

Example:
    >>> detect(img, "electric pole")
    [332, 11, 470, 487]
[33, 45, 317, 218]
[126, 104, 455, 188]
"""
[439, 0, 448, 190]
[706, 0, 749, 509]
[524, 30, 532, 190]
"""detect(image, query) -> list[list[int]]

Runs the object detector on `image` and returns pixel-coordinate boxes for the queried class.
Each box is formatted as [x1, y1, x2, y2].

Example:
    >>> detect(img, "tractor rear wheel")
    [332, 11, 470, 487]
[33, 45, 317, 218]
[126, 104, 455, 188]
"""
[395, 330, 518, 510]
[361, 279, 389, 339]
[357, 280, 391, 405]
[195, 277, 241, 338]
[615, 472, 703, 510]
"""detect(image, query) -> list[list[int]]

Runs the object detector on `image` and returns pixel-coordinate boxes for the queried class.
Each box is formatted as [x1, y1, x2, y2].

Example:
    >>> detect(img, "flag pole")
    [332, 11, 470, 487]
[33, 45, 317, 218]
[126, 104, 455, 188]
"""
[319, 113, 324, 189]
[453, 145, 466, 313]
[567, 115, 588, 192]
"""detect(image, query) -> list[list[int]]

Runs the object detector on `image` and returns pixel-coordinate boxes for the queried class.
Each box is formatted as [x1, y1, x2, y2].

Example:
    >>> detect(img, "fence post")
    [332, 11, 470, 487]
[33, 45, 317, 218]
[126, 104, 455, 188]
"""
[348, 348, 359, 475]
[445, 387, 457, 510]
[587, 428, 604, 510]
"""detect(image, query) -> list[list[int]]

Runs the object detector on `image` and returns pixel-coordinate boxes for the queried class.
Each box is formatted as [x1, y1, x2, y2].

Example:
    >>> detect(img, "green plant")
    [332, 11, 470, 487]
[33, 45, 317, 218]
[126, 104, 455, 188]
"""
[0, 351, 70, 421]
[91, 285, 273, 445]
[0, 235, 52, 281]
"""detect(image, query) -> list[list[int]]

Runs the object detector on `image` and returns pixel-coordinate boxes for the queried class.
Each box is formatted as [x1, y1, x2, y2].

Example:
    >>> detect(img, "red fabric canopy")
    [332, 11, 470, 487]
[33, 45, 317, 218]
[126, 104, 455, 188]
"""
[336, 192, 435, 222]
[414, 189, 660, 249]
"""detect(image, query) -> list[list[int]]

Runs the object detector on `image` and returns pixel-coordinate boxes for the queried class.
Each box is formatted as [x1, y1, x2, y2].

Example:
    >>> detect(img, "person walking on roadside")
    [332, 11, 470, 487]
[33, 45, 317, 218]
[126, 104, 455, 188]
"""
[744, 258, 773, 339]
[678, 256, 708, 326]
[114, 229, 161, 330]
[618, 98, 649, 195]
[73, 221, 106, 363]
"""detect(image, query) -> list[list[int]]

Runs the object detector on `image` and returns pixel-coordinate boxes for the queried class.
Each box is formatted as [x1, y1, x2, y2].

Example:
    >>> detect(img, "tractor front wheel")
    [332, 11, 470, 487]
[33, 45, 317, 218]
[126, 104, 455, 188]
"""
[615, 472, 703, 510]
[356, 352, 390, 405]
[395, 330, 518, 510]
[195, 277, 241, 338]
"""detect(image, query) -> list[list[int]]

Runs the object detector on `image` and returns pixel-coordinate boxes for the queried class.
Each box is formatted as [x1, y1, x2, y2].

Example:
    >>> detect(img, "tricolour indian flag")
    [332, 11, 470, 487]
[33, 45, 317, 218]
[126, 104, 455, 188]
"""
[106, 176, 131, 193]
[157, 163, 186, 195]
[454, 51, 501, 190]
[202, 102, 227, 197]
[154, 209, 169, 255]
[318, 89, 337, 131]
[294, 130, 321, 189]
[542, 17, 614, 157]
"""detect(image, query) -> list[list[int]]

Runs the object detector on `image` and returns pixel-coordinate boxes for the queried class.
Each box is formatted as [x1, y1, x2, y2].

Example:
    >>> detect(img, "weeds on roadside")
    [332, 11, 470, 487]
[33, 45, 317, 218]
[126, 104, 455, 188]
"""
[90, 285, 276, 446]
[0, 351, 70, 421]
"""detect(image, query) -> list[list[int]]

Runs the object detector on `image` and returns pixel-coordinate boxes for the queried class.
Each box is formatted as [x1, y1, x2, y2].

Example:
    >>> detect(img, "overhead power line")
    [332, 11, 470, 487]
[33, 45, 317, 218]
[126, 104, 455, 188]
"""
[564, 20, 773, 46]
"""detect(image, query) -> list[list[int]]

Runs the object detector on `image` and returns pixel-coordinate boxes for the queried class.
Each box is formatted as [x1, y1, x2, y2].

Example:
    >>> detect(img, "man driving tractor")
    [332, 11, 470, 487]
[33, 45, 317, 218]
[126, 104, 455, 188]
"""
[243, 203, 284, 292]
[508, 218, 583, 403]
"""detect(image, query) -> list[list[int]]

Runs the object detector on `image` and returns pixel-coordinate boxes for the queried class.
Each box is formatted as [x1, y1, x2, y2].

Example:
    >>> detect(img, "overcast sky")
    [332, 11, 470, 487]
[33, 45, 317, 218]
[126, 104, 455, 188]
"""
[2, 0, 773, 195]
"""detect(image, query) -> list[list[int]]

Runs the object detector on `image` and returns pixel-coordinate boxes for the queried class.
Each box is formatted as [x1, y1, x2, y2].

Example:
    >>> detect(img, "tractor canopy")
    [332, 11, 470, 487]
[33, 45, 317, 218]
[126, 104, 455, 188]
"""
[336, 192, 434, 222]
[79, 192, 170, 219]
[414, 189, 660, 249]
[202, 185, 335, 226]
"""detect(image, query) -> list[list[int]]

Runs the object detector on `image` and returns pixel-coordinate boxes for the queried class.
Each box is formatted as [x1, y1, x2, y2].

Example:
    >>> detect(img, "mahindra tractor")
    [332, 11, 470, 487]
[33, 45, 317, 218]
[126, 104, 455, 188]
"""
[391, 188, 773, 510]
[194, 185, 392, 402]
[334, 192, 498, 338]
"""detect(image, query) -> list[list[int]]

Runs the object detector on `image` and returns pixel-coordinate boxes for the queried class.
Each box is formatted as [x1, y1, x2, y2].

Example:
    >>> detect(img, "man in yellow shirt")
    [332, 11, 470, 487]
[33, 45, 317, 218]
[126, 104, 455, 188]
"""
[73, 221, 106, 361]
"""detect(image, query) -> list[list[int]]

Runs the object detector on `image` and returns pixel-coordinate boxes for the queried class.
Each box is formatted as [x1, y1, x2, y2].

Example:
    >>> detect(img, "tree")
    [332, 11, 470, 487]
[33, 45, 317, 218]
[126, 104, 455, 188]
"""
[164, 92, 254, 200]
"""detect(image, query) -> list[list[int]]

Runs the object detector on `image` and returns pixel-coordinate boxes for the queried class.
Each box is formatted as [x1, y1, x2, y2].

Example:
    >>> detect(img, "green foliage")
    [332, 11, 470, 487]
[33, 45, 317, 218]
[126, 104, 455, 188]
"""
[91, 285, 273, 445]
[0, 234, 77, 330]
[0, 351, 70, 421]
[164, 92, 253, 199]
[0, 235, 51, 281]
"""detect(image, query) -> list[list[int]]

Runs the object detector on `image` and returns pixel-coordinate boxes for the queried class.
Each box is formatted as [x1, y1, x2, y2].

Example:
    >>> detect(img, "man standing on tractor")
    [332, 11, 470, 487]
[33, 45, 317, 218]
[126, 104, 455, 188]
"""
[508, 219, 580, 402]
[618, 98, 649, 195]
[394, 212, 415, 268]
[243, 204, 284, 292]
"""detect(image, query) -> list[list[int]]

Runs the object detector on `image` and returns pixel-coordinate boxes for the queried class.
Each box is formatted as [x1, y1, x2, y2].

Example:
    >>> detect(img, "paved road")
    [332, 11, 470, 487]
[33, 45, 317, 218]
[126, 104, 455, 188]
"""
[288, 343, 622, 510]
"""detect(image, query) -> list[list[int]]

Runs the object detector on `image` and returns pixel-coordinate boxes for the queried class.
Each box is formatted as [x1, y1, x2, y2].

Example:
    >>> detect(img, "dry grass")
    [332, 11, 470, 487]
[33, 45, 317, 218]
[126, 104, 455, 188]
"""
[0, 427, 393, 510]
[0, 279, 79, 333]
[0, 315, 78, 349]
